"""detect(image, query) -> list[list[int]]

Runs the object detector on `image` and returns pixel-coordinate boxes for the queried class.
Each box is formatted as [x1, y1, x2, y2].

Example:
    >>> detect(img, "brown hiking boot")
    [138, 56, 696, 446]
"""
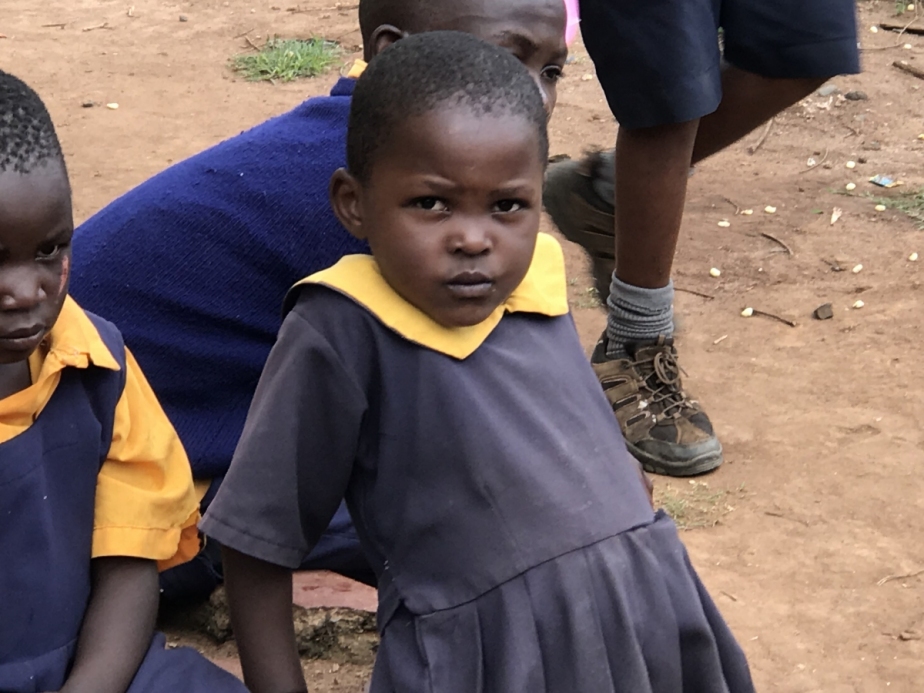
[542, 152, 616, 302]
[591, 334, 723, 477]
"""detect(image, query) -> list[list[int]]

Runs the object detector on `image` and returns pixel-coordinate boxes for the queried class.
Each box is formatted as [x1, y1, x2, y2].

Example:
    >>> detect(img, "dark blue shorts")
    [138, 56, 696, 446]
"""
[579, 0, 861, 129]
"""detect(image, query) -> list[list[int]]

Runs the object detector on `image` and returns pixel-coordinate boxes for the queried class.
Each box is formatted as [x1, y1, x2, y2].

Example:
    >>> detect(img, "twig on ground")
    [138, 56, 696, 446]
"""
[244, 35, 261, 51]
[82, 22, 112, 32]
[765, 510, 809, 524]
[799, 148, 828, 173]
[842, 124, 861, 138]
[879, 21, 924, 35]
[753, 310, 797, 328]
[720, 590, 739, 602]
[675, 287, 715, 300]
[747, 118, 774, 155]
[877, 569, 924, 587]
[234, 28, 255, 38]
[865, 15, 922, 50]
[722, 196, 741, 214]
[893, 60, 924, 81]
[713, 335, 729, 345]
[41, 22, 67, 28]
[759, 232, 793, 256]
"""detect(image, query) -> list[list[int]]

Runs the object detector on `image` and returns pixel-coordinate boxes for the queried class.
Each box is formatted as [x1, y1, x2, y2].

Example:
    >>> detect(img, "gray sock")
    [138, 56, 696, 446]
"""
[605, 274, 675, 358]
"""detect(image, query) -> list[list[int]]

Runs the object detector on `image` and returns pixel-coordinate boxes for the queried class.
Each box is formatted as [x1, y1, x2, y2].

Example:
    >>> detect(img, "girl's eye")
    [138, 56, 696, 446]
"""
[414, 197, 449, 212]
[37, 242, 67, 261]
[542, 66, 564, 82]
[494, 200, 525, 214]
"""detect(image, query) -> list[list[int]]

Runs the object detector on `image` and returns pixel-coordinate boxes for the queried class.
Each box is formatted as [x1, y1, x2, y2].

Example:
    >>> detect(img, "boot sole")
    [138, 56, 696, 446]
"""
[628, 442, 724, 478]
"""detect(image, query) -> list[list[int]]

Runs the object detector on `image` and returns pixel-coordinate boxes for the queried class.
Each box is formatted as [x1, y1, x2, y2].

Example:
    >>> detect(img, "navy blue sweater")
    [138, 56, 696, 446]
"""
[70, 78, 368, 480]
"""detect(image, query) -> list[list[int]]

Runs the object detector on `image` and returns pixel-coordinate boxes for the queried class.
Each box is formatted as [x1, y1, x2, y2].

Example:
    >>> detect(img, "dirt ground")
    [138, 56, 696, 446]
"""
[4, 0, 924, 690]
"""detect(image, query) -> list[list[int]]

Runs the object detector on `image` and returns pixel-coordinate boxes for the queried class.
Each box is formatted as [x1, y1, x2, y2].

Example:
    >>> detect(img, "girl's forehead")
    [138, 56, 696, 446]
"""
[0, 167, 71, 242]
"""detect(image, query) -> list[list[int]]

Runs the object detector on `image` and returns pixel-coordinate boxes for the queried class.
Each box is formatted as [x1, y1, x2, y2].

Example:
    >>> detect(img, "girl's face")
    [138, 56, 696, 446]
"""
[0, 163, 73, 364]
[331, 107, 545, 328]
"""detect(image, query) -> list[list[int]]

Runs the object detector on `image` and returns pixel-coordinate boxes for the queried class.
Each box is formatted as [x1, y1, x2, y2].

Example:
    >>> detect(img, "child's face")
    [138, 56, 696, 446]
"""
[332, 108, 544, 328]
[0, 165, 73, 363]
[376, 0, 568, 114]
[445, 0, 568, 114]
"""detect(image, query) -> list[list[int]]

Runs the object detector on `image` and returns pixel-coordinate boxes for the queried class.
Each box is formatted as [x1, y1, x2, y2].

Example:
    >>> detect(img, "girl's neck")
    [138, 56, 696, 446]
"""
[0, 359, 32, 400]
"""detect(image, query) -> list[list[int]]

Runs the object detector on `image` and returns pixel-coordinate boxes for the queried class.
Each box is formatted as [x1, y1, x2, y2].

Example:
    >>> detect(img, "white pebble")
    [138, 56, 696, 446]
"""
[909, 252, 919, 262]
[845, 160, 856, 169]
[845, 182, 856, 191]
[905, 43, 914, 50]
[106, 102, 119, 110]
[717, 220, 731, 228]
[852, 263, 863, 274]
[909, 4, 916, 10]
[709, 267, 722, 278]
[741, 307, 754, 318]
[853, 300, 865, 309]
[875, 204, 887, 212]
[742, 209, 754, 215]
[764, 205, 777, 214]
[870, 25, 879, 33]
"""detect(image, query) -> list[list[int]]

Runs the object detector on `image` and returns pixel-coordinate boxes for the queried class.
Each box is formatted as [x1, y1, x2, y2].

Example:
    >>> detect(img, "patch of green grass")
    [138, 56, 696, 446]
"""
[231, 38, 340, 82]
[655, 482, 742, 530]
[877, 188, 924, 228]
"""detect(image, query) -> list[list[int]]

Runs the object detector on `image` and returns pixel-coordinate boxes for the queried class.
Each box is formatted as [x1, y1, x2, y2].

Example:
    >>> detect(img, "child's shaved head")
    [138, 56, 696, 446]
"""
[0, 69, 66, 177]
[346, 31, 548, 183]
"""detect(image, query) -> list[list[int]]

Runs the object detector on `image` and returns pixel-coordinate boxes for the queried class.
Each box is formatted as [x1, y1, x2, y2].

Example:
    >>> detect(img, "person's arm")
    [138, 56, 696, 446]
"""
[58, 557, 159, 693]
[223, 548, 306, 693]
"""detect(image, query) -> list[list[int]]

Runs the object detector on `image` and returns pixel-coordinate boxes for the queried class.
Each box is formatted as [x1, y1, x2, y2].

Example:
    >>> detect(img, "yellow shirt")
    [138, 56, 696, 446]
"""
[0, 297, 200, 571]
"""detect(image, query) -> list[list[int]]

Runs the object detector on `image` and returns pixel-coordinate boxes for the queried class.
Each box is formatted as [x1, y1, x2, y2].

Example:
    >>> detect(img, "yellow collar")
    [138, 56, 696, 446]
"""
[29, 296, 121, 380]
[296, 233, 569, 359]
[347, 60, 367, 78]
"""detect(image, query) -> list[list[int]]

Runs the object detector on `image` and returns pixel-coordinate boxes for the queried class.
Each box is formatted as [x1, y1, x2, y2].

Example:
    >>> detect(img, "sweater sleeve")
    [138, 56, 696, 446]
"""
[200, 301, 368, 569]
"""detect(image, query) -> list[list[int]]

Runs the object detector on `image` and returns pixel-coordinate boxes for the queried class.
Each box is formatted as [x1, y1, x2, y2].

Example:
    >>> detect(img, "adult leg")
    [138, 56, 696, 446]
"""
[546, 0, 859, 477]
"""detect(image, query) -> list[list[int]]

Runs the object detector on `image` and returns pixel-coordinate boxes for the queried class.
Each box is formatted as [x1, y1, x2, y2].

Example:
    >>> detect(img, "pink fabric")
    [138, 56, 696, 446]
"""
[564, 0, 580, 45]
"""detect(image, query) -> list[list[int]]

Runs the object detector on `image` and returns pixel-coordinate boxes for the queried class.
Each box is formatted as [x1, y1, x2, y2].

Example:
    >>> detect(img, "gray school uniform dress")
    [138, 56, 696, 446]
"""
[202, 234, 755, 693]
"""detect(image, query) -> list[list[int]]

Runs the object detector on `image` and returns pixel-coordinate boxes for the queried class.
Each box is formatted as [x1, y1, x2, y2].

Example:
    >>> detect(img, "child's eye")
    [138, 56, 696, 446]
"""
[493, 200, 526, 214]
[413, 197, 449, 212]
[37, 242, 68, 261]
[542, 66, 564, 82]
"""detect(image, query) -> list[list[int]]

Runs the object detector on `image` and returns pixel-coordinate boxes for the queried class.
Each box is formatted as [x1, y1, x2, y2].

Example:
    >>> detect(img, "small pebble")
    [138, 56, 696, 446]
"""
[845, 182, 856, 191]
[742, 209, 754, 216]
[845, 90, 869, 101]
[813, 303, 834, 321]
[875, 204, 887, 212]
[106, 102, 119, 110]
[909, 252, 919, 262]
[817, 84, 839, 97]
[852, 263, 863, 274]
[764, 205, 777, 214]
[910, 3, 916, 10]
[581, 74, 594, 81]
[918, 134, 924, 140]
[709, 267, 722, 278]
[904, 43, 913, 50]
[870, 26, 879, 33]
[179, 15, 188, 21]
[717, 220, 731, 228]
[852, 300, 865, 309]
[845, 160, 856, 169]
[741, 307, 754, 318]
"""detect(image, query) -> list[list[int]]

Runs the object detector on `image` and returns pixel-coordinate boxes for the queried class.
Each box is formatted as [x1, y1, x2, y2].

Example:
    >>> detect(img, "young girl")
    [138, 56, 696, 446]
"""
[0, 70, 247, 693]
[202, 32, 756, 693]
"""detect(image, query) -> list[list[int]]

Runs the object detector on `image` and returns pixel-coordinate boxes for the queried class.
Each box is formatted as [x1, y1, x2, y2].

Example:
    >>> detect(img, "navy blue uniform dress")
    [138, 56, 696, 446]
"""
[202, 236, 755, 692]
[0, 314, 246, 693]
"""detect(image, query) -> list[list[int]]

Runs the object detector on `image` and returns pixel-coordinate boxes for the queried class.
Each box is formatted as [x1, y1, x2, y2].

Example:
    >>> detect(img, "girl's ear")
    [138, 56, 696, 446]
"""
[329, 168, 366, 240]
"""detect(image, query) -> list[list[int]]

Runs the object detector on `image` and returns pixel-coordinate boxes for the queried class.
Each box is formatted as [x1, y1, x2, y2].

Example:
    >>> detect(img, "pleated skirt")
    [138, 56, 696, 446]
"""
[370, 511, 755, 693]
